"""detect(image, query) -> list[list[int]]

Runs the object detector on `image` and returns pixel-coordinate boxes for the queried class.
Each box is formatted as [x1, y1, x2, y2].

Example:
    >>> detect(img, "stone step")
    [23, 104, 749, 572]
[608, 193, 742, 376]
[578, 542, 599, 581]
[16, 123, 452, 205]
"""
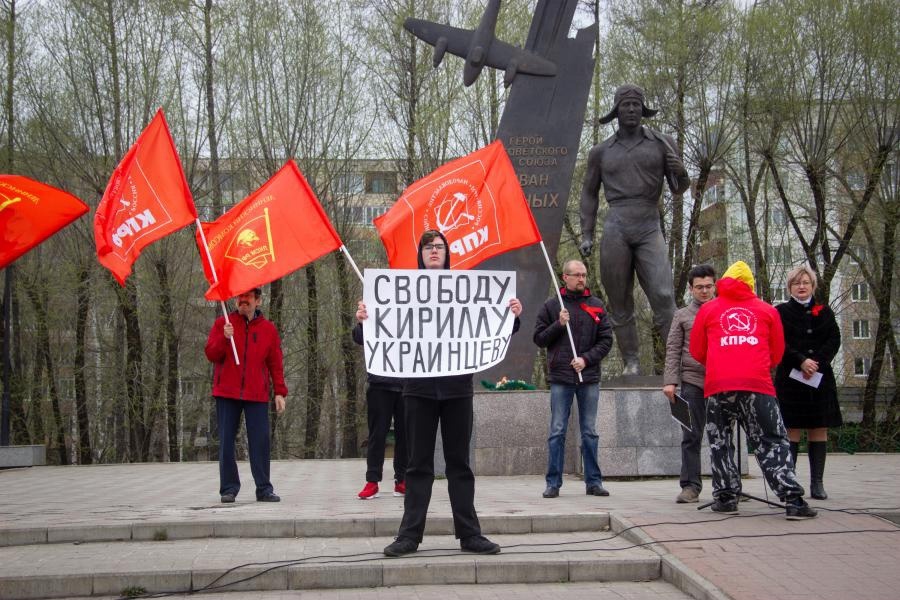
[0, 532, 661, 599]
[0, 512, 609, 547]
[75, 581, 694, 600]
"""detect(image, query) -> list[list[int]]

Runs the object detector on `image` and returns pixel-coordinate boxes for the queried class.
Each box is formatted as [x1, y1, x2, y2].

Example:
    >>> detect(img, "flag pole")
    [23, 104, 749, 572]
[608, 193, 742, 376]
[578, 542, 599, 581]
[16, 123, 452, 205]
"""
[539, 241, 583, 383]
[195, 218, 240, 365]
[1, 265, 12, 446]
[340, 245, 364, 284]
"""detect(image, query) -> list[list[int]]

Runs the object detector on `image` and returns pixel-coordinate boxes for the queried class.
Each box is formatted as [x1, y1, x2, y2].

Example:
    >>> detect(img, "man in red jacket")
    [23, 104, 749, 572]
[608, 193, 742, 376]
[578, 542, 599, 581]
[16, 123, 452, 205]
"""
[206, 287, 287, 503]
[690, 261, 816, 520]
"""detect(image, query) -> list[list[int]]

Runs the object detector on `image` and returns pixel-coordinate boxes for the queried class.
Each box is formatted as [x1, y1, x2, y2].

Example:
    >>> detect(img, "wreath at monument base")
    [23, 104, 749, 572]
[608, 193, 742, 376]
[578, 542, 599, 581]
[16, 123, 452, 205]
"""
[480, 376, 536, 391]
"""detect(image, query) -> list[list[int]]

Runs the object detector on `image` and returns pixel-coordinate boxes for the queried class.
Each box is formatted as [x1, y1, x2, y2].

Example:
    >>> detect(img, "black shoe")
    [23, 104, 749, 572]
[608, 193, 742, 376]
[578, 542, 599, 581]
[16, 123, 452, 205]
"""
[810, 480, 828, 500]
[710, 497, 739, 514]
[460, 534, 501, 554]
[586, 485, 609, 496]
[542, 486, 559, 498]
[257, 493, 281, 502]
[384, 536, 418, 557]
[220, 493, 236, 503]
[785, 497, 818, 520]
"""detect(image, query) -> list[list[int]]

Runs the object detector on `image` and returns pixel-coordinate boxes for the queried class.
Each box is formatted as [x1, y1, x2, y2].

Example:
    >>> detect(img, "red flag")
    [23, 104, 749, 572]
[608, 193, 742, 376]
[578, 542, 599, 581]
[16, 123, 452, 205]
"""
[94, 109, 196, 284]
[196, 160, 342, 301]
[0, 175, 89, 268]
[374, 140, 541, 269]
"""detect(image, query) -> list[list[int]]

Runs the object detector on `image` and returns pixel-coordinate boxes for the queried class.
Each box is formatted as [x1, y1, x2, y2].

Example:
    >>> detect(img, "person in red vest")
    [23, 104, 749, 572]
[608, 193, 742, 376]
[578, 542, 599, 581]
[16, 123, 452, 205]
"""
[690, 261, 816, 519]
[206, 286, 287, 503]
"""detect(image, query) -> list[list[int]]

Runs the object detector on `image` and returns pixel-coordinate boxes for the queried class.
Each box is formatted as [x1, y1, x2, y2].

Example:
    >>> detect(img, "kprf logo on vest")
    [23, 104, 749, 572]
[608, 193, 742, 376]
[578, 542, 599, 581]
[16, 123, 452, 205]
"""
[421, 174, 500, 268]
[718, 307, 759, 346]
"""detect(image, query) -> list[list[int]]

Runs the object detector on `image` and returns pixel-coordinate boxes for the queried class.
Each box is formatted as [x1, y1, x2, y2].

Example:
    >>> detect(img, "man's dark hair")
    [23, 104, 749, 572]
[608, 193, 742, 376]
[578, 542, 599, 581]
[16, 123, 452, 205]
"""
[688, 264, 716, 287]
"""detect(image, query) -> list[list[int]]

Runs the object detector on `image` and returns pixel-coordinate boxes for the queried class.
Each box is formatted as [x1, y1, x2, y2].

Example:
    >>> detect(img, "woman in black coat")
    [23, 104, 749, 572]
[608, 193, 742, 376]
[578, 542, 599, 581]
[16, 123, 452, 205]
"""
[774, 265, 841, 500]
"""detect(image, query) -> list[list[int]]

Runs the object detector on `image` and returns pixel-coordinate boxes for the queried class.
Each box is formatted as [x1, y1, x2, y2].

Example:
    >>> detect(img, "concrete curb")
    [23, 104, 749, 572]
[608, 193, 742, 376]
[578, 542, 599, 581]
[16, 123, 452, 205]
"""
[610, 513, 730, 600]
[0, 513, 610, 548]
[0, 550, 659, 599]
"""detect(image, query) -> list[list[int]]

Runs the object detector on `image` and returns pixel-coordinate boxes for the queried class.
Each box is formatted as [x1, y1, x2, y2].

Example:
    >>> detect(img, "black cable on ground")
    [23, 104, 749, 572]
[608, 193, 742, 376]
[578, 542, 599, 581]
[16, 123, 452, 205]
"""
[117, 505, 900, 599]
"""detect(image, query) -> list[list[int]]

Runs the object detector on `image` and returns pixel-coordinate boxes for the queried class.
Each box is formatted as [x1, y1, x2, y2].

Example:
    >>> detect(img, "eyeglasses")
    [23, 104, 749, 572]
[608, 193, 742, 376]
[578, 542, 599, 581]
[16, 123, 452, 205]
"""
[423, 244, 446, 251]
[692, 284, 714, 291]
[564, 273, 587, 278]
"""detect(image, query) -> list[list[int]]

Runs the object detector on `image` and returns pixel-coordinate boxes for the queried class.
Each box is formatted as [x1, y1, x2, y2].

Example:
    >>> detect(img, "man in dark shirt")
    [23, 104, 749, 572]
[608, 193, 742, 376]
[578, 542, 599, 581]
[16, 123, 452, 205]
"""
[579, 84, 691, 375]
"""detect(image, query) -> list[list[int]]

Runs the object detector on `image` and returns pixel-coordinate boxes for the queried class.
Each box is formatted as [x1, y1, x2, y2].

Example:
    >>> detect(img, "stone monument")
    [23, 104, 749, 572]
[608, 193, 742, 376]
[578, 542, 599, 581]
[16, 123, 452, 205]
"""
[405, 0, 597, 383]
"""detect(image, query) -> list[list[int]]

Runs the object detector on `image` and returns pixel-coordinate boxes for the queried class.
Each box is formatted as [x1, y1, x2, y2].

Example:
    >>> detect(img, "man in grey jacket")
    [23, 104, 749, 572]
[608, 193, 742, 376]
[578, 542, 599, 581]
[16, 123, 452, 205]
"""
[663, 264, 716, 503]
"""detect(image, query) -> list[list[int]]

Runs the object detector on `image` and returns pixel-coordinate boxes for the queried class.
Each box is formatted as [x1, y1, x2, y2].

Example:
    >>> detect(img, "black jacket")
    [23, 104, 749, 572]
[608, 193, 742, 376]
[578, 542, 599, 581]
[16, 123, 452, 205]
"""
[774, 298, 840, 403]
[400, 230, 519, 399]
[533, 287, 613, 384]
[352, 323, 403, 391]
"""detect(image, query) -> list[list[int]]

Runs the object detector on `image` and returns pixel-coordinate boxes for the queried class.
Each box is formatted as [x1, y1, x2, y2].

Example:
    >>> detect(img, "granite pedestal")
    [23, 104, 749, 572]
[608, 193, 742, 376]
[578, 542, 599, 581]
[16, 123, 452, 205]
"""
[435, 388, 747, 478]
[0, 445, 46, 468]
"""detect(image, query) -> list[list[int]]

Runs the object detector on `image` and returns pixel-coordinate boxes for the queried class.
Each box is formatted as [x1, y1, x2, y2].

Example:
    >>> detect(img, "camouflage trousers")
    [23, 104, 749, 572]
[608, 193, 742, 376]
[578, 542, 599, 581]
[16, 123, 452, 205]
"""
[706, 391, 805, 501]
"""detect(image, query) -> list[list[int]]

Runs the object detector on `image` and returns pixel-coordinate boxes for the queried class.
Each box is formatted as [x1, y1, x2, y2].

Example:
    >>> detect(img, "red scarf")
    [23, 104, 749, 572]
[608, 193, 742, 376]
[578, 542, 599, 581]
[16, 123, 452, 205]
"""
[580, 303, 604, 323]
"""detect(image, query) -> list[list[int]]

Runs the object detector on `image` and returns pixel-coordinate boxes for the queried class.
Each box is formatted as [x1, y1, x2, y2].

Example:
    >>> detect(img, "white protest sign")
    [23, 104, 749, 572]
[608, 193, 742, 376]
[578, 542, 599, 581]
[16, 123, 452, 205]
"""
[362, 269, 516, 377]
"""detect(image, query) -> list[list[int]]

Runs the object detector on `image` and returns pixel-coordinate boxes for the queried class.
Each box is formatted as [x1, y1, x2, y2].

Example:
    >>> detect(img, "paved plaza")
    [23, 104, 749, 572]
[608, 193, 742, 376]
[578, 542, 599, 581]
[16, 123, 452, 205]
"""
[0, 454, 898, 599]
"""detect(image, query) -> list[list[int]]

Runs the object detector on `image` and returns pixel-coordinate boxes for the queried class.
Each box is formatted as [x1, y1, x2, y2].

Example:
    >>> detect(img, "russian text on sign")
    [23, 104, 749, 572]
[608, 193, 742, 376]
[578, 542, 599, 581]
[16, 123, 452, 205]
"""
[363, 269, 516, 378]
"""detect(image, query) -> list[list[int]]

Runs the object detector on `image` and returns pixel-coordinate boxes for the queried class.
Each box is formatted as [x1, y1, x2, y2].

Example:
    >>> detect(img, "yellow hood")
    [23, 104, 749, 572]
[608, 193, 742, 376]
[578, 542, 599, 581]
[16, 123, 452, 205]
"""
[722, 260, 755, 291]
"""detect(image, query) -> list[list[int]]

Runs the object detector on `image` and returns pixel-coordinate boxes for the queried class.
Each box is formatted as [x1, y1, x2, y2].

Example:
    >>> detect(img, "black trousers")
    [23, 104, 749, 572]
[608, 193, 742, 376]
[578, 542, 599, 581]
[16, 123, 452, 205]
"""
[397, 394, 480, 542]
[365, 386, 407, 483]
[679, 382, 707, 492]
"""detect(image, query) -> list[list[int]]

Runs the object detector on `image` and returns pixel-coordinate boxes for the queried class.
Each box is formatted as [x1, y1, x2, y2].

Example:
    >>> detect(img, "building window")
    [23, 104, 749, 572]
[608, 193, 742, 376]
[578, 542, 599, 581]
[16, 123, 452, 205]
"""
[365, 171, 397, 195]
[854, 357, 870, 376]
[701, 185, 721, 209]
[334, 173, 364, 195]
[769, 244, 792, 265]
[341, 204, 388, 226]
[849, 245, 868, 265]
[882, 162, 897, 196]
[851, 282, 869, 302]
[852, 320, 870, 339]
[771, 286, 787, 303]
[847, 171, 866, 191]
[771, 208, 787, 227]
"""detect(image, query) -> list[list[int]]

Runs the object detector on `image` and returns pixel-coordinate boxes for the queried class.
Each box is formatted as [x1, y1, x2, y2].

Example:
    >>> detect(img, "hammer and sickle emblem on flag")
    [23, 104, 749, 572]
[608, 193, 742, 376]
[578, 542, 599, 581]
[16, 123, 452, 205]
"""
[434, 191, 475, 234]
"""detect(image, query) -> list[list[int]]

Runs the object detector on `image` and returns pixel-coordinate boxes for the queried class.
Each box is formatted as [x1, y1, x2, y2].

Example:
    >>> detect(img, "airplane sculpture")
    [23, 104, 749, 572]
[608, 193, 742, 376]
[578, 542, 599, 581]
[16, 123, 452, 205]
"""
[403, 0, 557, 87]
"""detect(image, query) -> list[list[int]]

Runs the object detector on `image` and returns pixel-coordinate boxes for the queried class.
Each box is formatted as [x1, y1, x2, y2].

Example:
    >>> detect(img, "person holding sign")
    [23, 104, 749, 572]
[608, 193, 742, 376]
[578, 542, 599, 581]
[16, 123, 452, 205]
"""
[774, 265, 841, 500]
[359, 230, 523, 557]
[534, 259, 613, 499]
[663, 264, 716, 504]
[205, 287, 287, 503]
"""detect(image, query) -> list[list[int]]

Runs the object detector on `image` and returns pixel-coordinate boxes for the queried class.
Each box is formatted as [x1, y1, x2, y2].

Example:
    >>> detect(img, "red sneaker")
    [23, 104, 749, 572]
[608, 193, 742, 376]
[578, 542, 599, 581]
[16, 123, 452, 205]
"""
[358, 482, 379, 499]
[393, 481, 406, 497]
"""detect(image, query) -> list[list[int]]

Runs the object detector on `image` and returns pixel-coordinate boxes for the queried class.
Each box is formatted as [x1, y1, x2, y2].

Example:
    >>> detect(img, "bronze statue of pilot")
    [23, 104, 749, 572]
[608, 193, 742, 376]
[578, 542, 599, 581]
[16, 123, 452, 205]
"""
[579, 84, 690, 375]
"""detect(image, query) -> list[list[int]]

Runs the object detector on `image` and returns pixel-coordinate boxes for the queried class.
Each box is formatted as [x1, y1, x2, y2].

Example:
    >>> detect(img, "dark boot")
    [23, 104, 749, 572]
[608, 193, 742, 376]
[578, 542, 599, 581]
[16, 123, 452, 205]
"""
[789, 441, 800, 470]
[808, 441, 828, 500]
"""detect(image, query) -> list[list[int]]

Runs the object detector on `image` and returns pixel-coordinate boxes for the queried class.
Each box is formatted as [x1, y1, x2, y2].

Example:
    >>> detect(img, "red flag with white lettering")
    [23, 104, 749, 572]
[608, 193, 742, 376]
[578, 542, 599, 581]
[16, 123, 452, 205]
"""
[94, 109, 196, 284]
[0, 175, 89, 268]
[374, 140, 541, 269]
[195, 160, 342, 301]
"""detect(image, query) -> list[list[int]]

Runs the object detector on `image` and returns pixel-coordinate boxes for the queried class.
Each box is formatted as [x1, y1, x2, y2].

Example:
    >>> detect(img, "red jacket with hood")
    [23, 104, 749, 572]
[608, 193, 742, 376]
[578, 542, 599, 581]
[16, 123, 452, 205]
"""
[689, 277, 785, 397]
[206, 309, 288, 402]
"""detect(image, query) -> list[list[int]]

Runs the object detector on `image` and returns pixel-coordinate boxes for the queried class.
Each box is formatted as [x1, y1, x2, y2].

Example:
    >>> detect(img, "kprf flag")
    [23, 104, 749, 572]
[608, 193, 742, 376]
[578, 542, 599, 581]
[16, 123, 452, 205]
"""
[0, 175, 89, 268]
[196, 160, 342, 301]
[374, 140, 541, 269]
[94, 109, 196, 284]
